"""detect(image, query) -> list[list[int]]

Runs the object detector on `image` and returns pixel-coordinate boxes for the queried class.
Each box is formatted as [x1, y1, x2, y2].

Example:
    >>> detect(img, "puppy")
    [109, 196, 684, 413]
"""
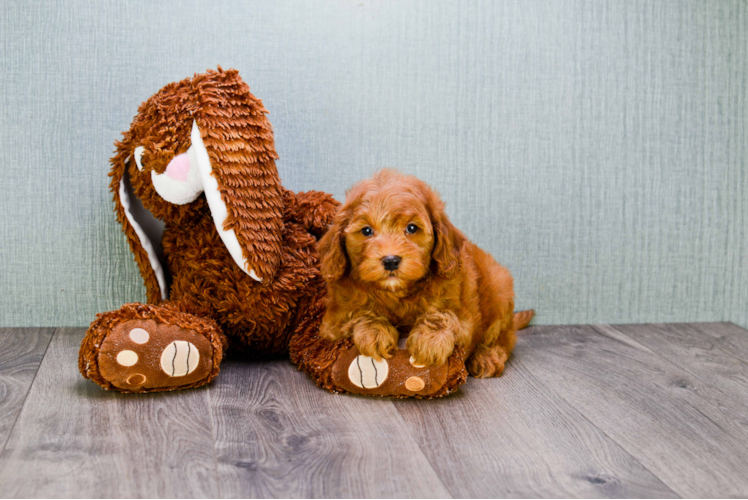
[317, 169, 533, 377]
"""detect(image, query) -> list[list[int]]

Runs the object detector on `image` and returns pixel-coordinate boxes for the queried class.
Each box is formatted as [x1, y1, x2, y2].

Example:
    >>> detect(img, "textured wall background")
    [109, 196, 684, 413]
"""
[1, 0, 746, 327]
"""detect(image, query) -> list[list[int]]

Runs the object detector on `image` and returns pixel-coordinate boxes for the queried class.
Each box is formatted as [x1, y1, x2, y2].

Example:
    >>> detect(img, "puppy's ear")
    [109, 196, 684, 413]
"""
[429, 196, 465, 280]
[318, 210, 349, 282]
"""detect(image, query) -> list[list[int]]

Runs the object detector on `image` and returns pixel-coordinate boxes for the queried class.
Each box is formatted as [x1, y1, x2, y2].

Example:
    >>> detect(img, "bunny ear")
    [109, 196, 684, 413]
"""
[108, 68, 283, 291]
[110, 153, 169, 303]
[192, 70, 284, 282]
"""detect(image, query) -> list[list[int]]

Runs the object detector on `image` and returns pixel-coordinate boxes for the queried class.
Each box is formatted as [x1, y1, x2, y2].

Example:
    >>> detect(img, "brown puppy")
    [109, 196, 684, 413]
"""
[318, 169, 533, 378]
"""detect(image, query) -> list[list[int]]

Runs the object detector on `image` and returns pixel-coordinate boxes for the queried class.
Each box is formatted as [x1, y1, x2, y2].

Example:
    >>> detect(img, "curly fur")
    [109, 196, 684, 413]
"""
[317, 169, 533, 377]
[80, 69, 340, 392]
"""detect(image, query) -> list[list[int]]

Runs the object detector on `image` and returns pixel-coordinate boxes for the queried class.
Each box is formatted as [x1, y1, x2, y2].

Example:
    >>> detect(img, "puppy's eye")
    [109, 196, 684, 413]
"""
[361, 227, 374, 237]
[406, 223, 419, 234]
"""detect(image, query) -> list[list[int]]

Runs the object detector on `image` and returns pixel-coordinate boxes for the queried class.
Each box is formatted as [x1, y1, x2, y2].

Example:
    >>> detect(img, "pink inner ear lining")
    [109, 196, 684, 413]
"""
[165, 153, 190, 181]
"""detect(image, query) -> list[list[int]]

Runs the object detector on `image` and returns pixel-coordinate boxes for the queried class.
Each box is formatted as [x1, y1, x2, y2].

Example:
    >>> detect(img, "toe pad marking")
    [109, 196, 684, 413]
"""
[409, 356, 426, 368]
[348, 355, 389, 389]
[160, 341, 199, 377]
[117, 350, 138, 367]
[126, 373, 147, 386]
[129, 328, 150, 344]
[405, 376, 425, 392]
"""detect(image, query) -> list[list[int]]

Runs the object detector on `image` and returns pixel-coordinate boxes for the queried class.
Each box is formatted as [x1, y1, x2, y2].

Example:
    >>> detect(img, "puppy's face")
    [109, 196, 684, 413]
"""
[319, 170, 464, 292]
[344, 192, 434, 292]
[317, 169, 465, 292]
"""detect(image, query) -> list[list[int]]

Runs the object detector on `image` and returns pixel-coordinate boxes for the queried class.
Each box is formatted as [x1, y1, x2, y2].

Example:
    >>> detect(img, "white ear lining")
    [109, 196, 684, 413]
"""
[119, 121, 262, 287]
[191, 120, 262, 282]
[134, 146, 145, 171]
[119, 172, 169, 301]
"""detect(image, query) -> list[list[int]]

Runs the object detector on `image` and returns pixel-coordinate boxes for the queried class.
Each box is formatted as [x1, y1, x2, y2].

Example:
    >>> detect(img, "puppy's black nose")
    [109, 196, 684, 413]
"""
[382, 255, 402, 271]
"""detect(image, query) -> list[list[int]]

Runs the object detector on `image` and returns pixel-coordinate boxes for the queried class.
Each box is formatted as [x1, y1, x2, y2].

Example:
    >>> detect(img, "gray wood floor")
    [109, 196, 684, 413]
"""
[0, 323, 747, 498]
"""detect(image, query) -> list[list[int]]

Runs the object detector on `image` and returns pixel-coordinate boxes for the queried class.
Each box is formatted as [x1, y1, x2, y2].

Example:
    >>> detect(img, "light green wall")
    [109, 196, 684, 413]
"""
[1, 0, 746, 327]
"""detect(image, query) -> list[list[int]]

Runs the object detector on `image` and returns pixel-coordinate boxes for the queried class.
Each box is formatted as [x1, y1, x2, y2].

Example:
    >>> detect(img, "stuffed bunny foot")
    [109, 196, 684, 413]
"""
[290, 320, 468, 398]
[329, 337, 467, 398]
[79, 303, 225, 393]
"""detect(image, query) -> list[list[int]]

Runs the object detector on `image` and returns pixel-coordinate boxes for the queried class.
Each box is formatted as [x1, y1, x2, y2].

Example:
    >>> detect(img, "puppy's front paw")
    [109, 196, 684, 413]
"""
[407, 325, 455, 367]
[352, 321, 398, 361]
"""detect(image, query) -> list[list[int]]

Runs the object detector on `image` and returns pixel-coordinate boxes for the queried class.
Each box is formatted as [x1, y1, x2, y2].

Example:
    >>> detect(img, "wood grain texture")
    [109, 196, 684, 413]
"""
[0, 328, 54, 456]
[209, 359, 450, 499]
[393, 352, 677, 498]
[689, 322, 748, 360]
[0, 328, 220, 498]
[3, 322, 748, 497]
[598, 323, 748, 402]
[518, 324, 748, 497]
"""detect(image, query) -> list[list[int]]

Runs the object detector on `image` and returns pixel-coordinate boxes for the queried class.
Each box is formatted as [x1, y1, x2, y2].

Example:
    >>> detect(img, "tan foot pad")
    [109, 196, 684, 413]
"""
[97, 319, 214, 391]
[332, 347, 451, 398]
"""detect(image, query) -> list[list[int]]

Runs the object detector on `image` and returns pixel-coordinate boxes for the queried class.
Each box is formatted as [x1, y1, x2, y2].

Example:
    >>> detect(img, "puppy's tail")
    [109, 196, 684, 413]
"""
[513, 309, 535, 331]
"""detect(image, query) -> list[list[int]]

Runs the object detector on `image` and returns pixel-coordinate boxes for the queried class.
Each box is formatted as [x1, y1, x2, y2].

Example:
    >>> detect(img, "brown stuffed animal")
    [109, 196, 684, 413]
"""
[79, 68, 468, 398]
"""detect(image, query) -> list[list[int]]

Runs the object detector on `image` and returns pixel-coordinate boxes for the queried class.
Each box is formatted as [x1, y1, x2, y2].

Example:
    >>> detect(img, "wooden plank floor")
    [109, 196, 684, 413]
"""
[1, 323, 747, 498]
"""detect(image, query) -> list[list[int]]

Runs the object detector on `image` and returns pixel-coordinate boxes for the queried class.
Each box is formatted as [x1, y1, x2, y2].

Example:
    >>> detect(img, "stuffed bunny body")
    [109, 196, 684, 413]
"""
[79, 68, 338, 392]
[163, 188, 333, 357]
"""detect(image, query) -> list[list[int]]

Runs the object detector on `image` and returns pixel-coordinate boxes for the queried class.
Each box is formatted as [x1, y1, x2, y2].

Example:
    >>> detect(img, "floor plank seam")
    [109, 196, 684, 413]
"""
[389, 400, 455, 499]
[515, 354, 683, 499]
[591, 325, 680, 366]
[4, 323, 745, 497]
[591, 324, 748, 412]
[689, 323, 748, 370]
[0, 327, 56, 461]
[597, 323, 748, 368]
[205, 385, 223, 499]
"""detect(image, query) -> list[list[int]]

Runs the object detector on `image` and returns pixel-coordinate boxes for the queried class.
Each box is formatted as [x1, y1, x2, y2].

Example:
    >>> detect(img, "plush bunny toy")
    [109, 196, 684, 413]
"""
[79, 68, 467, 397]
